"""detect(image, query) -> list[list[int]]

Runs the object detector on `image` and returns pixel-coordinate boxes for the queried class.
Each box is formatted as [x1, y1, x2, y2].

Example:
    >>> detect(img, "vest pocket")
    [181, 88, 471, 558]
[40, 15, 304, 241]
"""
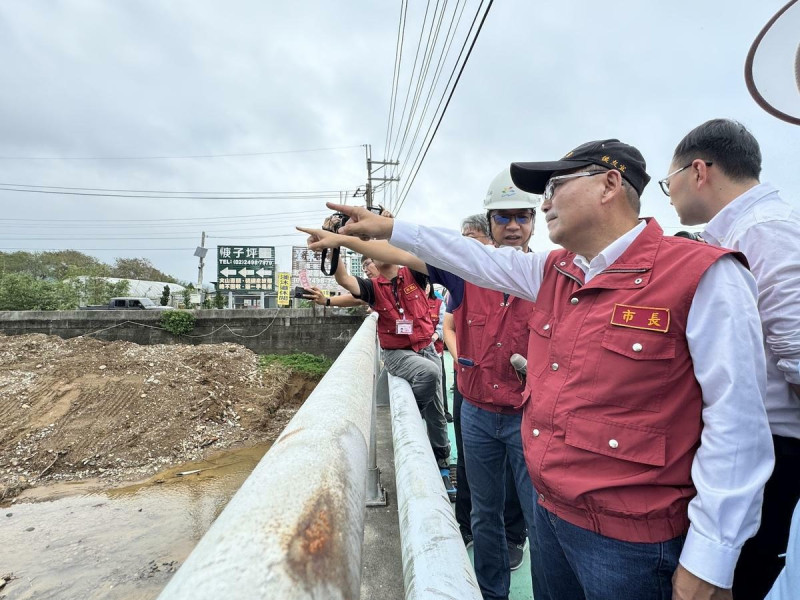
[565, 412, 666, 467]
[526, 309, 552, 378]
[578, 327, 676, 412]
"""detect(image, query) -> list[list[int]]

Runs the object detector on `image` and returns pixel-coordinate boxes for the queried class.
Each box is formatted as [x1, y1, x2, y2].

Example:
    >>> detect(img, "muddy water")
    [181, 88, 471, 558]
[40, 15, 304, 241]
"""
[0, 444, 271, 600]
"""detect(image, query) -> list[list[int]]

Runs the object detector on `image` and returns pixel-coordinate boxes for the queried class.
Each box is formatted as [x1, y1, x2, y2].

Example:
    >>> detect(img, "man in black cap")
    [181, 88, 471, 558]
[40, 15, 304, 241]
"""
[298, 138, 774, 599]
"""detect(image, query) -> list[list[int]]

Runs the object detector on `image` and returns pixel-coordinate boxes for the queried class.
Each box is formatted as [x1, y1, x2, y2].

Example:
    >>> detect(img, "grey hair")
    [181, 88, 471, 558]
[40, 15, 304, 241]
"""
[460, 213, 490, 236]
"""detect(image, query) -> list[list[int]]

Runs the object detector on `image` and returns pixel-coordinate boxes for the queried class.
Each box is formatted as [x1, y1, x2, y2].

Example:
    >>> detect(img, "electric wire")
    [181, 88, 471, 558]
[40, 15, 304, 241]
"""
[392, 0, 485, 209]
[0, 186, 351, 201]
[383, 0, 408, 162]
[394, 0, 494, 215]
[390, 0, 448, 166]
[386, 0, 434, 161]
[392, 0, 467, 193]
[0, 144, 365, 161]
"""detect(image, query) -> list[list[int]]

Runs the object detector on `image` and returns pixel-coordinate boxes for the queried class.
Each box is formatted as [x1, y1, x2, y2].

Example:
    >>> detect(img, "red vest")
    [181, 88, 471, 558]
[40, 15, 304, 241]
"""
[452, 282, 535, 413]
[427, 297, 445, 354]
[373, 266, 434, 352]
[522, 219, 741, 543]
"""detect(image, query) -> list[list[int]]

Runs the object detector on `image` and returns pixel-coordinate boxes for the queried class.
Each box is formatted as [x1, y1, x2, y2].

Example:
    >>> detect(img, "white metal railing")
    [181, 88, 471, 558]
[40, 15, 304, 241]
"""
[388, 374, 482, 599]
[158, 313, 478, 599]
[158, 314, 380, 600]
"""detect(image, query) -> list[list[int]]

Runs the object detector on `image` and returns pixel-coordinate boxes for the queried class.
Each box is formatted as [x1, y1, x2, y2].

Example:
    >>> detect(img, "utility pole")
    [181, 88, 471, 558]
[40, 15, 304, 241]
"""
[195, 231, 207, 304]
[364, 144, 399, 210]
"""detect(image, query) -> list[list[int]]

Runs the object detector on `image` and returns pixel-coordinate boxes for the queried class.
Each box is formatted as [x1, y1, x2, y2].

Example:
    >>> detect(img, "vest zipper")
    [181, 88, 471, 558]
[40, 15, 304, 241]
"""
[553, 265, 584, 287]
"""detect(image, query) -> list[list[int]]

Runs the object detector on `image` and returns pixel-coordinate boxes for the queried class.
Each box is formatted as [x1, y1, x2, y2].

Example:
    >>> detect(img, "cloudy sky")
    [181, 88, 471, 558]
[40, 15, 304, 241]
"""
[0, 0, 798, 284]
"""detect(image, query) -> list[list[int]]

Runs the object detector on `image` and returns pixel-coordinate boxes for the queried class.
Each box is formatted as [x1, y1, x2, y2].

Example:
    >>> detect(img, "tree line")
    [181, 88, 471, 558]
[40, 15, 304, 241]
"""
[0, 251, 179, 311]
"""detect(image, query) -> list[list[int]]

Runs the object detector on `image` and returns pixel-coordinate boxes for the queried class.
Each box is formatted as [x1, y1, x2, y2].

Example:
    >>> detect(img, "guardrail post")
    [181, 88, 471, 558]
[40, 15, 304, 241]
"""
[366, 337, 387, 507]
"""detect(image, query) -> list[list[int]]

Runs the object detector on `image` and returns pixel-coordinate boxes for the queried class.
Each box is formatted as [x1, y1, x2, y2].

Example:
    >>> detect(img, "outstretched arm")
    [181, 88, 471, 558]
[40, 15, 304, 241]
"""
[302, 286, 364, 307]
[297, 227, 428, 274]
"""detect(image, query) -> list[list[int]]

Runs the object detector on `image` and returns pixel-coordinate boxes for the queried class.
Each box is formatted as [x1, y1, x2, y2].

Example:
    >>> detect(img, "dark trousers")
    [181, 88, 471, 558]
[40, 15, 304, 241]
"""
[452, 368, 526, 543]
[534, 503, 682, 600]
[733, 434, 800, 600]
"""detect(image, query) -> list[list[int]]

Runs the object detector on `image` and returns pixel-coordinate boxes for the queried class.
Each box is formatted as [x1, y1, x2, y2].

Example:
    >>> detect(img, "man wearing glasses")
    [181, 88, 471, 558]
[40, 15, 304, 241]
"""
[662, 119, 800, 600]
[299, 138, 774, 599]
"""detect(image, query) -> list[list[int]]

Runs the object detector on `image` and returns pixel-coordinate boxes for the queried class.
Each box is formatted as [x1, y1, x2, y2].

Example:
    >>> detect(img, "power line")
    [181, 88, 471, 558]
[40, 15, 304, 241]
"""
[0, 186, 350, 200]
[393, 0, 467, 190]
[0, 144, 365, 161]
[391, 0, 449, 164]
[0, 208, 329, 224]
[2, 232, 309, 241]
[394, 0, 494, 215]
[383, 0, 408, 162]
[0, 243, 305, 252]
[386, 0, 434, 161]
[0, 182, 354, 195]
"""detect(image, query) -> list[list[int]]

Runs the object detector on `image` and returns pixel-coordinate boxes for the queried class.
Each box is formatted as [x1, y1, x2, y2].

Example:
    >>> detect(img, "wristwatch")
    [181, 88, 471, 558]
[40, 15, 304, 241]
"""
[326, 297, 331, 306]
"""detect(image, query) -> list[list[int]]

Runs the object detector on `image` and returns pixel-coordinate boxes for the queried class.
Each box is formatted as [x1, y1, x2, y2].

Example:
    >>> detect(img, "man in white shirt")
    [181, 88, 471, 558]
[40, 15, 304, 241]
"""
[663, 118, 800, 599]
[298, 138, 774, 600]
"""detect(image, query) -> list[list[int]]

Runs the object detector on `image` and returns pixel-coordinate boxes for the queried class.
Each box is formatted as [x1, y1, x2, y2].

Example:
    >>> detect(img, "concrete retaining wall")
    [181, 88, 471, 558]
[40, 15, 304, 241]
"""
[0, 308, 365, 359]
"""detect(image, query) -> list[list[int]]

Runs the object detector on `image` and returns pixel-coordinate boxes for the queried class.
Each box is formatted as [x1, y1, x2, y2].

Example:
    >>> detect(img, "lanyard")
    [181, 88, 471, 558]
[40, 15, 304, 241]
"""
[390, 277, 405, 315]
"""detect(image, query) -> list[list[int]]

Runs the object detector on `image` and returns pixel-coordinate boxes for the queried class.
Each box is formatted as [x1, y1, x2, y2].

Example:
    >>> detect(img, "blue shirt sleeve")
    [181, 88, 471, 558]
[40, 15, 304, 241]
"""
[427, 264, 465, 312]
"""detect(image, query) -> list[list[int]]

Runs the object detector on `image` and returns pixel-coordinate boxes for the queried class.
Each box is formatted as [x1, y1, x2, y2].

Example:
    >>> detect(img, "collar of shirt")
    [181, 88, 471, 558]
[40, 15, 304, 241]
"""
[702, 182, 778, 246]
[573, 220, 647, 283]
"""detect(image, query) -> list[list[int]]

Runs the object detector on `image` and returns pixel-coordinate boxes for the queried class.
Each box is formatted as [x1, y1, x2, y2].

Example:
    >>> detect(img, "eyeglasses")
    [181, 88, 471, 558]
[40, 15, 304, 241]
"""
[658, 161, 713, 196]
[490, 212, 534, 226]
[543, 171, 607, 201]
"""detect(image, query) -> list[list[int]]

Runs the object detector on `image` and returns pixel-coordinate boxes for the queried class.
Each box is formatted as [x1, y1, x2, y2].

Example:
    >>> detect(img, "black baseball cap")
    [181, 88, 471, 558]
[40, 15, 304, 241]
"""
[510, 139, 651, 196]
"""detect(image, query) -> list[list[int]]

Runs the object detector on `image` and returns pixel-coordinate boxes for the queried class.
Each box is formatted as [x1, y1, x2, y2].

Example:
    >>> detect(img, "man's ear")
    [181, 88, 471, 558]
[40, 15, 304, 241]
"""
[692, 159, 711, 187]
[600, 169, 624, 205]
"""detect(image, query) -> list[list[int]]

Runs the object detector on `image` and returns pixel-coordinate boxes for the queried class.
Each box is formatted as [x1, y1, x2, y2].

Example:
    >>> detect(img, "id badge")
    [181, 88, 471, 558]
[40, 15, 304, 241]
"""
[396, 319, 413, 335]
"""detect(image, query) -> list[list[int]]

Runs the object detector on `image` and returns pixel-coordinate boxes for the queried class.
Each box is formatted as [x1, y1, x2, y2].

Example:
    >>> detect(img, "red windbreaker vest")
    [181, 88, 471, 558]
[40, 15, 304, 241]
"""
[452, 282, 535, 413]
[522, 219, 742, 543]
[427, 297, 444, 354]
[373, 266, 433, 352]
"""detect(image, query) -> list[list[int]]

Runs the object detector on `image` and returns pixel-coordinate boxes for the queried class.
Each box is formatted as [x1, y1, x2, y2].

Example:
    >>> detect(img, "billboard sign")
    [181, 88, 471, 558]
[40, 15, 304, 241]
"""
[217, 245, 276, 291]
[290, 246, 343, 293]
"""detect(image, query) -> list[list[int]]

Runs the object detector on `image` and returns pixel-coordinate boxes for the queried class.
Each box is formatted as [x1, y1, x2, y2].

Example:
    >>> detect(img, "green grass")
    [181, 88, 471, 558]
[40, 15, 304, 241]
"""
[259, 352, 333, 378]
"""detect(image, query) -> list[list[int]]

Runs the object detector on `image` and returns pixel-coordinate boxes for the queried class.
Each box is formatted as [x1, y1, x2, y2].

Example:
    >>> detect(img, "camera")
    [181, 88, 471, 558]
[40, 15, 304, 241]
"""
[324, 205, 385, 234]
[674, 231, 705, 242]
[320, 205, 386, 276]
[293, 286, 308, 299]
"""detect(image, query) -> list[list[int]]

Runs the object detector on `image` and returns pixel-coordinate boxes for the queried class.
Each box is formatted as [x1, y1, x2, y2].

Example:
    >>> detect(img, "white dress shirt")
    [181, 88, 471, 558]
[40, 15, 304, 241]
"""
[703, 182, 800, 438]
[391, 218, 774, 588]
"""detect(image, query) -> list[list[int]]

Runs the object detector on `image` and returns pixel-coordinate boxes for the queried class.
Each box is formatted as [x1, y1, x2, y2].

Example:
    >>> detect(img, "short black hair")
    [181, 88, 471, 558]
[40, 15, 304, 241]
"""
[673, 119, 762, 182]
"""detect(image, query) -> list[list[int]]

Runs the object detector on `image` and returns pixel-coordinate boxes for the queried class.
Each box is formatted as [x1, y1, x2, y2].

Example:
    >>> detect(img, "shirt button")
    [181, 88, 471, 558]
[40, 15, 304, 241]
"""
[632, 343, 643, 352]
[493, 384, 499, 389]
[543, 324, 550, 331]
[634, 277, 643, 284]
[533, 428, 540, 437]
[468, 319, 472, 324]
[500, 302, 506, 307]
[551, 363, 559, 371]
[496, 342, 502, 347]
[559, 261, 566, 266]
[609, 439, 619, 449]
[570, 298, 579, 305]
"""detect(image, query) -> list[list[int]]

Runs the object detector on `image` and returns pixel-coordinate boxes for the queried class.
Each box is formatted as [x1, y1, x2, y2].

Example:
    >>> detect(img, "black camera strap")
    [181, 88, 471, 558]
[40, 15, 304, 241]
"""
[320, 246, 341, 276]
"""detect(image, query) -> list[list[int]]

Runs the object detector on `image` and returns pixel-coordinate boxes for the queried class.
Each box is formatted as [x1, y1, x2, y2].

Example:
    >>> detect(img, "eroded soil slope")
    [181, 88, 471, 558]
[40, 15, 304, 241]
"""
[0, 333, 319, 500]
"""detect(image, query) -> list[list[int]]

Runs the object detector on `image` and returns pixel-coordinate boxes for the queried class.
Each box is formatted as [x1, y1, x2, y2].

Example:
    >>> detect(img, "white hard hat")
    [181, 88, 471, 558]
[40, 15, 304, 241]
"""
[483, 168, 541, 211]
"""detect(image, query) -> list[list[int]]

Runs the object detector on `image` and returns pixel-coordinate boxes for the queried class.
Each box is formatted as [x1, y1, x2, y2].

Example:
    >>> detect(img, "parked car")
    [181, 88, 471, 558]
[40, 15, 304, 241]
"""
[79, 297, 175, 311]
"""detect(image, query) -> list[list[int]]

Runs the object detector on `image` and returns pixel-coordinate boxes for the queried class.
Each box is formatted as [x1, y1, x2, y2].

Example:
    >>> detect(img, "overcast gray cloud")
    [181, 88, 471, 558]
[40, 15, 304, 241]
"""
[0, 0, 797, 281]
